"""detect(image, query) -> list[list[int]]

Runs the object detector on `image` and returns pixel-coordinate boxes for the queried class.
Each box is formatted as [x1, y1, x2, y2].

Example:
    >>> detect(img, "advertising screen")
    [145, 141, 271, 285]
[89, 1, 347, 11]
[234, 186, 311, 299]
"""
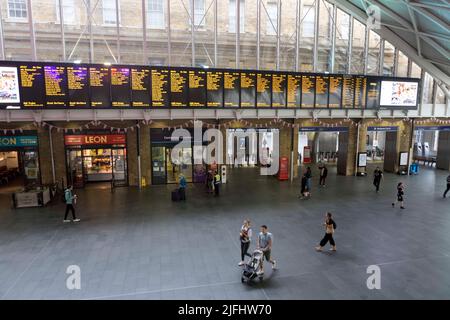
[0, 66, 20, 107]
[380, 80, 419, 107]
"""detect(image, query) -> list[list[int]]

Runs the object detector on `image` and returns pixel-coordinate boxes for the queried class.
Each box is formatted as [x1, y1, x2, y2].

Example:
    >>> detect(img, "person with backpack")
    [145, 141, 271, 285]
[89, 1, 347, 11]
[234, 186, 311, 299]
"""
[373, 167, 383, 192]
[63, 185, 80, 223]
[315, 212, 336, 252]
[238, 219, 252, 266]
[213, 171, 221, 197]
[443, 174, 450, 198]
[392, 182, 405, 209]
[318, 163, 328, 187]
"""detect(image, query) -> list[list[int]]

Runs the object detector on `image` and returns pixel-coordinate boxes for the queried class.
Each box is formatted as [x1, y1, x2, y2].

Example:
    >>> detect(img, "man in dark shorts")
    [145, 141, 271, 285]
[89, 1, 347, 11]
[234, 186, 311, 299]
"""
[257, 225, 277, 274]
[373, 167, 383, 192]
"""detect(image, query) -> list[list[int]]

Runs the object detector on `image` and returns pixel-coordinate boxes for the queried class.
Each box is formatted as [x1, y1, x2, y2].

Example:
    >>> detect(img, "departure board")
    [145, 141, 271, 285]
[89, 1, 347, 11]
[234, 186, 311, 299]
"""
[342, 76, 355, 108]
[287, 74, 301, 108]
[89, 66, 110, 108]
[111, 67, 131, 107]
[315, 75, 329, 108]
[366, 78, 380, 109]
[67, 66, 89, 108]
[170, 69, 189, 107]
[224, 71, 240, 108]
[240, 72, 256, 107]
[189, 70, 206, 107]
[272, 74, 286, 108]
[131, 67, 151, 107]
[206, 71, 223, 107]
[44, 65, 67, 107]
[151, 68, 170, 107]
[354, 76, 367, 109]
[19, 64, 45, 108]
[328, 75, 342, 108]
[256, 73, 271, 108]
[301, 75, 315, 108]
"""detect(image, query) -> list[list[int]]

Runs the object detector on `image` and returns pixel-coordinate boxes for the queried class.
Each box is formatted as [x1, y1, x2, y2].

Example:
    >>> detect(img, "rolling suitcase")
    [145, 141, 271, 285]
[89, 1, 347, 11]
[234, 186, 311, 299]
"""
[171, 188, 180, 201]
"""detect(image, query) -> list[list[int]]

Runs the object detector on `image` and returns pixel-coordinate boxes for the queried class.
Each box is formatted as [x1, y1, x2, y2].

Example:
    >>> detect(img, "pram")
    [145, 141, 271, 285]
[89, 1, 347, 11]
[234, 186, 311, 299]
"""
[241, 249, 264, 283]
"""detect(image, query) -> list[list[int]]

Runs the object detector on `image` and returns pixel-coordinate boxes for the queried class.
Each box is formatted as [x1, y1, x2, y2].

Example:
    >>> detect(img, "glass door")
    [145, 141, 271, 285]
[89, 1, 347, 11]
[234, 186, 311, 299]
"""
[166, 147, 193, 184]
[67, 149, 84, 188]
[151, 146, 166, 185]
[112, 148, 127, 187]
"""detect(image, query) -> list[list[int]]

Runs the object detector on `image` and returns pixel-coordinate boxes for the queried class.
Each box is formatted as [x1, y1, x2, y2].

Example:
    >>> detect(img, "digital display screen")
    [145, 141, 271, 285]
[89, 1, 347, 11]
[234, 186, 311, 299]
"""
[131, 67, 151, 107]
[89, 66, 110, 108]
[354, 76, 367, 109]
[256, 73, 271, 108]
[20, 64, 45, 108]
[170, 69, 189, 107]
[67, 66, 89, 108]
[189, 70, 206, 107]
[44, 65, 68, 107]
[342, 75, 355, 109]
[0, 66, 20, 107]
[287, 74, 301, 108]
[111, 67, 131, 107]
[207, 71, 223, 107]
[315, 75, 329, 108]
[151, 68, 170, 108]
[240, 72, 256, 107]
[329, 76, 342, 109]
[224, 71, 240, 107]
[380, 80, 419, 108]
[366, 78, 380, 109]
[301, 75, 315, 108]
[272, 73, 286, 108]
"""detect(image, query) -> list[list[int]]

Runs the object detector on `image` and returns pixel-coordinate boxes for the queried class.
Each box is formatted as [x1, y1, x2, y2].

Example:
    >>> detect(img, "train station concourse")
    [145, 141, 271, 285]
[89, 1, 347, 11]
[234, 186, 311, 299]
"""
[0, 0, 449, 304]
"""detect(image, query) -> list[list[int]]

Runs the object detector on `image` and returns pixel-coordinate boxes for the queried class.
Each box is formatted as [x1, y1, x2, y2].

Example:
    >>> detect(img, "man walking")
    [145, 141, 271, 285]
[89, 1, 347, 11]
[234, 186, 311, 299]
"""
[318, 163, 328, 187]
[257, 225, 277, 274]
[63, 186, 80, 223]
[373, 167, 383, 192]
[443, 174, 450, 198]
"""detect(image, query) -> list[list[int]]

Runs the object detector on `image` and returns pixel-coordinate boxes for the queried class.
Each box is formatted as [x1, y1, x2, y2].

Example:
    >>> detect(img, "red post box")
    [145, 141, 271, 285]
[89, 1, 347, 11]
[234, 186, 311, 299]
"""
[278, 156, 289, 181]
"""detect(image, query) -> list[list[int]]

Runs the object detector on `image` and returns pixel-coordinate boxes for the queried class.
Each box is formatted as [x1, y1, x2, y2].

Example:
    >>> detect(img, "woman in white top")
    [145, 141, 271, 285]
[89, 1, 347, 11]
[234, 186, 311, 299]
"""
[239, 219, 253, 266]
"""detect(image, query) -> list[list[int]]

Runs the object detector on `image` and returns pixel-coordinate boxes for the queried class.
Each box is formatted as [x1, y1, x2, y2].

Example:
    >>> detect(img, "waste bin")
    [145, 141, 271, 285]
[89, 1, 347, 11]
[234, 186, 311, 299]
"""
[409, 163, 419, 175]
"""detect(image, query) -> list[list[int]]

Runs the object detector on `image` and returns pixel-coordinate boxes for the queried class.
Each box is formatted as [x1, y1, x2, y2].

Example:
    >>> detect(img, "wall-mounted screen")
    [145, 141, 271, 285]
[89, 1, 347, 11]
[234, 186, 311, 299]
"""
[0, 66, 20, 107]
[380, 80, 419, 108]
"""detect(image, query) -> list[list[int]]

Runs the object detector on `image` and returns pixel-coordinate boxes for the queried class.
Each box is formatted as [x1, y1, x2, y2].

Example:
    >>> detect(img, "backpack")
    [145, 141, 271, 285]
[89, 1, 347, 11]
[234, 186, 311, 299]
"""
[61, 190, 67, 203]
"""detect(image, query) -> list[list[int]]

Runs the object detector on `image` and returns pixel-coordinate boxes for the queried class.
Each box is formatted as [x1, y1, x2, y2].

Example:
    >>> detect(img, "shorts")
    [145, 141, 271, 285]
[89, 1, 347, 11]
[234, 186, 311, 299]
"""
[397, 194, 403, 201]
[263, 250, 271, 261]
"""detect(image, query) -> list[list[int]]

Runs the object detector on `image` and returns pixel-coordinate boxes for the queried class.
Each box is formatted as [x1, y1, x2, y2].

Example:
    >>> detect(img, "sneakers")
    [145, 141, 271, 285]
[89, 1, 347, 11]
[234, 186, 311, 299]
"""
[315, 246, 323, 252]
[392, 203, 395, 207]
[271, 260, 277, 270]
[63, 220, 71, 223]
[238, 261, 245, 266]
[73, 219, 81, 222]
[330, 247, 337, 251]
[400, 206, 405, 209]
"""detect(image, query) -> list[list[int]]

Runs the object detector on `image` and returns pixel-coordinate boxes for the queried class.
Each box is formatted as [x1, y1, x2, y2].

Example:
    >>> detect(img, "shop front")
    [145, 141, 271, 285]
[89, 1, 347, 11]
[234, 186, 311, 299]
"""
[0, 133, 40, 189]
[150, 128, 207, 185]
[64, 133, 128, 188]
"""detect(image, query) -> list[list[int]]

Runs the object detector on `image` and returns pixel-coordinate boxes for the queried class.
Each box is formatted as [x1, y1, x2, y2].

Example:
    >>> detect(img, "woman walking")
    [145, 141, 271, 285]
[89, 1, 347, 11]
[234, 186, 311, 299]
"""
[392, 182, 405, 209]
[238, 219, 253, 266]
[315, 212, 337, 252]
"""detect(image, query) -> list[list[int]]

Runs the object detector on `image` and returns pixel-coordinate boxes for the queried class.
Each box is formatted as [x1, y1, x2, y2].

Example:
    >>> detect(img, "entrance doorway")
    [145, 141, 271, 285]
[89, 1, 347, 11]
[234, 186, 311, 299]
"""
[366, 126, 398, 173]
[0, 149, 40, 191]
[151, 146, 194, 185]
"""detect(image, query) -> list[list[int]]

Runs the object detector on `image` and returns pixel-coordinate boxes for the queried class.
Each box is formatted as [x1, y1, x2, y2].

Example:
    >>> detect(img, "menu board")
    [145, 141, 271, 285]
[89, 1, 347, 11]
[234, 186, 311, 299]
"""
[206, 71, 223, 107]
[67, 66, 89, 108]
[111, 67, 131, 107]
[224, 71, 240, 107]
[44, 65, 67, 107]
[131, 67, 151, 107]
[0, 66, 20, 107]
[366, 78, 380, 109]
[89, 66, 110, 108]
[354, 76, 367, 109]
[151, 68, 170, 107]
[170, 69, 189, 107]
[19, 64, 45, 108]
[328, 75, 342, 108]
[189, 70, 206, 107]
[315, 75, 329, 108]
[240, 72, 256, 107]
[287, 74, 301, 108]
[256, 73, 271, 108]
[301, 75, 315, 108]
[342, 76, 355, 108]
[272, 74, 286, 108]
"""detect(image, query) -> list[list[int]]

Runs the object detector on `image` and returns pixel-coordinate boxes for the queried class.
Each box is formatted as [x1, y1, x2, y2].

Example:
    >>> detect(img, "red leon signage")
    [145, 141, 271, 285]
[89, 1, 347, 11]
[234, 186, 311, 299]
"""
[64, 134, 126, 146]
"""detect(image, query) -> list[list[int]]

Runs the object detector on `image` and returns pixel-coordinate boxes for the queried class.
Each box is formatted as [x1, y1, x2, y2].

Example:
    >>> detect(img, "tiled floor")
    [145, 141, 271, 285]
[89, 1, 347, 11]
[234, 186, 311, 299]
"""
[0, 165, 449, 300]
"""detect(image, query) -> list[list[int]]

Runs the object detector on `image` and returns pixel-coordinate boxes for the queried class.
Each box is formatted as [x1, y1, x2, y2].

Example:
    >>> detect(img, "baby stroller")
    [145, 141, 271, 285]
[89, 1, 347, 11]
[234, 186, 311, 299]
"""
[241, 249, 264, 283]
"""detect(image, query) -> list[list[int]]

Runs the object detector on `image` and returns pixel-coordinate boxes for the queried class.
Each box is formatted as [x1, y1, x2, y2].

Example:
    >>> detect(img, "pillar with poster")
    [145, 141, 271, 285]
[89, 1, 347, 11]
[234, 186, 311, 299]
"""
[303, 146, 312, 164]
